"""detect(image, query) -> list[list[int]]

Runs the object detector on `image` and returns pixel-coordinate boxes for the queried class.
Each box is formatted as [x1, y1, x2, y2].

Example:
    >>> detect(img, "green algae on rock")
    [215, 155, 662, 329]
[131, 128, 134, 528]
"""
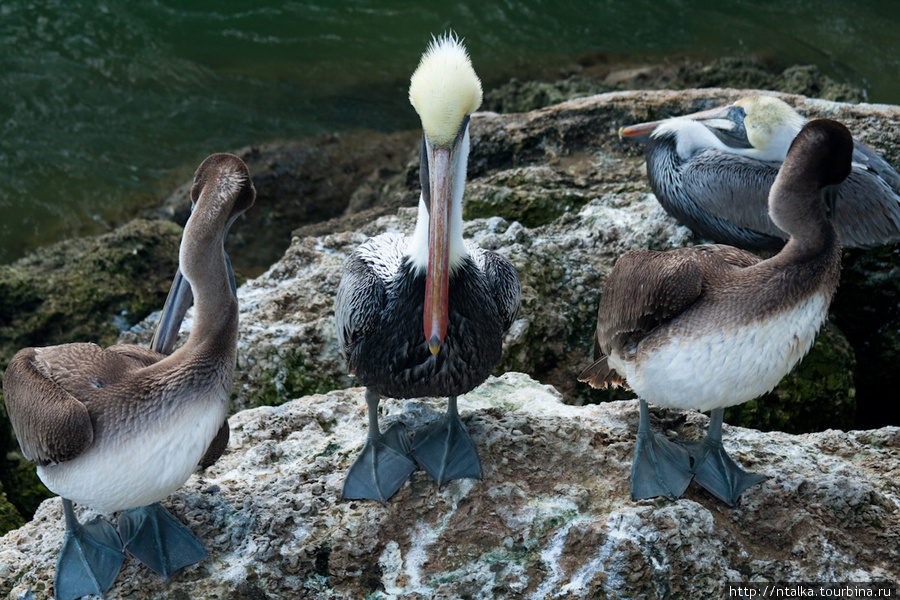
[0, 218, 182, 364]
[0, 481, 24, 535]
[246, 347, 343, 409]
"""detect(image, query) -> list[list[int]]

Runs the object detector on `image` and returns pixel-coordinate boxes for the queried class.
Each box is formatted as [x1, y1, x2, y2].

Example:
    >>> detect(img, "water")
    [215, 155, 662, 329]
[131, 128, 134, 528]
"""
[2, 0, 900, 264]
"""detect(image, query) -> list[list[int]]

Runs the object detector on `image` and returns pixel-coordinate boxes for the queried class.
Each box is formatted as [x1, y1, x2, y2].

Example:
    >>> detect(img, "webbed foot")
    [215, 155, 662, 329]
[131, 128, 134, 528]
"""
[411, 397, 482, 487]
[342, 422, 416, 503]
[55, 498, 124, 600]
[681, 438, 767, 506]
[117, 502, 207, 579]
[630, 400, 693, 501]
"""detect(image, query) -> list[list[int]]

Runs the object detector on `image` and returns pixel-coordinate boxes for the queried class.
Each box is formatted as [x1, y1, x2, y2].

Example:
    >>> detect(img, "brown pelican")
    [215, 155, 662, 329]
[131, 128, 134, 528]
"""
[3, 153, 253, 599]
[620, 95, 900, 251]
[580, 119, 852, 505]
[335, 34, 520, 503]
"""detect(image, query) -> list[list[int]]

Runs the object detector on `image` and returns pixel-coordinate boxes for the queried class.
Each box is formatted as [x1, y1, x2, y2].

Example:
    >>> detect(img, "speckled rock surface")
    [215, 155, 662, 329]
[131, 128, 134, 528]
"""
[1, 373, 897, 599]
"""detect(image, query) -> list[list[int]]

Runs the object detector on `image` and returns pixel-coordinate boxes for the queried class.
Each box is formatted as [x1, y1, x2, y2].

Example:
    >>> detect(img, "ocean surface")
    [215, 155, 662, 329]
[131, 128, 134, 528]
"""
[2, 0, 899, 264]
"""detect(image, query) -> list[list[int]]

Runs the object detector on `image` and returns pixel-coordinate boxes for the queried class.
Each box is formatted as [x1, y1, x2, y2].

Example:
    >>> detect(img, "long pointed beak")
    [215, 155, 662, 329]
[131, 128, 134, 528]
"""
[619, 105, 735, 141]
[424, 146, 453, 355]
[150, 267, 194, 355]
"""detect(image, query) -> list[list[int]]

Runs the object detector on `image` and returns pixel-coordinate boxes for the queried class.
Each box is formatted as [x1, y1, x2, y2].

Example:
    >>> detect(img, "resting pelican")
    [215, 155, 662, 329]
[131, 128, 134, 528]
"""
[620, 95, 900, 251]
[581, 119, 852, 505]
[3, 153, 253, 599]
[335, 34, 520, 503]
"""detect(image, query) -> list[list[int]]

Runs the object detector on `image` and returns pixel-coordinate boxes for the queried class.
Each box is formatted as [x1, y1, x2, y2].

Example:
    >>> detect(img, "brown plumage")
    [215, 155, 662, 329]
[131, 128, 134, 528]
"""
[579, 119, 853, 505]
[4, 153, 254, 511]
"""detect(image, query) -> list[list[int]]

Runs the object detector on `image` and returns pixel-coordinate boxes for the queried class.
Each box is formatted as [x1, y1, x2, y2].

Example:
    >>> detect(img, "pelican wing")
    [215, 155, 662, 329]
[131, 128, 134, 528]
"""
[3, 342, 170, 466]
[335, 250, 391, 365]
[594, 249, 705, 359]
[680, 149, 786, 241]
[581, 245, 760, 389]
[833, 142, 900, 247]
[474, 248, 521, 333]
[4, 347, 95, 466]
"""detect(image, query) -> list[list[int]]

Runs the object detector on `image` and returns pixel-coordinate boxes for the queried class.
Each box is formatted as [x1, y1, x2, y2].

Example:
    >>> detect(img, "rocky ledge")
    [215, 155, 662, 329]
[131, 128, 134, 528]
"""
[1, 373, 898, 599]
[3, 88, 900, 596]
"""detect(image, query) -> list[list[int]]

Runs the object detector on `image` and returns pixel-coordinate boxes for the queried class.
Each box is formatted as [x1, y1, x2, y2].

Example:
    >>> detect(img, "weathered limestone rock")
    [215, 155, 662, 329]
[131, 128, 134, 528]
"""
[2, 373, 897, 599]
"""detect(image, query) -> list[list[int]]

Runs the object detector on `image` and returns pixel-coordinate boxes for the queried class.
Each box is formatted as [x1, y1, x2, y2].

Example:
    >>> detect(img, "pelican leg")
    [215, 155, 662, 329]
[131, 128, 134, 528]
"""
[117, 502, 207, 579]
[411, 396, 482, 487]
[680, 408, 767, 506]
[342, 389, 416, 503]
[630, 399, 693, 501]
[54, 498, 125, 600]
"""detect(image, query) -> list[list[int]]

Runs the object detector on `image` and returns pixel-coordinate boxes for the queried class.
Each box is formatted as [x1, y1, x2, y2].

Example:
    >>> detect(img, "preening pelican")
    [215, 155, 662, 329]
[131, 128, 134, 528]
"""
[335, 34, 520, 503]
[4, 154, 253, 599]
[582, 120, 852, 505]
[621, 95, 900, 251]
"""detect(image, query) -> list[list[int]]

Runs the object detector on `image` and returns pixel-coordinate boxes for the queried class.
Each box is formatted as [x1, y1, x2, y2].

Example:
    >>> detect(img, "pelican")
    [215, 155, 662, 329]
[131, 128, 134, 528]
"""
[335, 34, 520, 503]
[620, 95, 900, 251]
[580, 119, 852, 505]
[3, 153, 253, 599]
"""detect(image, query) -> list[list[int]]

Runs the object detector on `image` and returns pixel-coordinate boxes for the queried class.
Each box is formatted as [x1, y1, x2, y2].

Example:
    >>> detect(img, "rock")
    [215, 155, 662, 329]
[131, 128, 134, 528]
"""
[0, 484, 23, 536]
[831, 245, 900, 429]
[483, 56, 865, 114]
[1, 373, 897, 599]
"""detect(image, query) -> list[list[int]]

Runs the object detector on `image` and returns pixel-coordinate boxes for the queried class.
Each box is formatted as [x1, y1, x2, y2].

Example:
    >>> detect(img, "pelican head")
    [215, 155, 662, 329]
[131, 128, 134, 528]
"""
[732, 96, 807, 161]
[409, 34, 482, 147]
[620, 95, 807, 162]
[407, 34, 482, 355]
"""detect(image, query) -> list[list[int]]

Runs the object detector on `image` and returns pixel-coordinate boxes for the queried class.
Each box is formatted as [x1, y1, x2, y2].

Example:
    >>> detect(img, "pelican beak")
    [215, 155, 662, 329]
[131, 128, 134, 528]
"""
[619, 105, 742, 142]
[150, 267, 194, 355]
[423, 141, 457, 356]
[618, 120, 661, 142]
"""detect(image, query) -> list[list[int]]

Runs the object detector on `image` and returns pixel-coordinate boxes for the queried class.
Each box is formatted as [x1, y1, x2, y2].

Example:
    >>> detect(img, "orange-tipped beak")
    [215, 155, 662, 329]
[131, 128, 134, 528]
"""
[424, 146, 452, 355]
[618, 120, 663, 141]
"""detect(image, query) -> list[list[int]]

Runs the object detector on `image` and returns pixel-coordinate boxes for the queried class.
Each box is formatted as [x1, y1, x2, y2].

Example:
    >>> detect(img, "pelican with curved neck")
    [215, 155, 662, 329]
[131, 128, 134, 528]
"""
[582, 120, 852, 505]
[3, 153, 254, 599]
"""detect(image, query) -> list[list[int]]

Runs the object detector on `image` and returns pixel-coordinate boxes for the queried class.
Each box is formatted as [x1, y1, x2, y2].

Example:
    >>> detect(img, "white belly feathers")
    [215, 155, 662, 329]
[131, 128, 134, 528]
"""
[37, 389, 227, 514]
[619, 293, 830, 412]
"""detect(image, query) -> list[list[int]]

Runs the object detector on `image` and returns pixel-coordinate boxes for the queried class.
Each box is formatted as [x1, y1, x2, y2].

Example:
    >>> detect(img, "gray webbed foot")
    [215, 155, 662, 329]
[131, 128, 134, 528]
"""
[55, 498, 125, 600]
[342, 421, 416, 503]
[630, 399, 693, 501]
[681, 439, 767, 506]
[117, 502, 207, 579]
[411, 396, 482, 487]
[680, 407, 767, 506]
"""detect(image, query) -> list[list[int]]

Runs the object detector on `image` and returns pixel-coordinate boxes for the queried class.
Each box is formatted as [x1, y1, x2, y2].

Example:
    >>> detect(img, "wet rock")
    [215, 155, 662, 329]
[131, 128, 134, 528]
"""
[483, 56, 864, 114]
[1, 373, 897, 599]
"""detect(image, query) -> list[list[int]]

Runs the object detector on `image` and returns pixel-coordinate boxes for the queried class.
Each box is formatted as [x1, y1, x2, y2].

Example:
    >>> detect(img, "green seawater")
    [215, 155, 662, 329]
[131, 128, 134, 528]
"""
[1, 0, 899, 263]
